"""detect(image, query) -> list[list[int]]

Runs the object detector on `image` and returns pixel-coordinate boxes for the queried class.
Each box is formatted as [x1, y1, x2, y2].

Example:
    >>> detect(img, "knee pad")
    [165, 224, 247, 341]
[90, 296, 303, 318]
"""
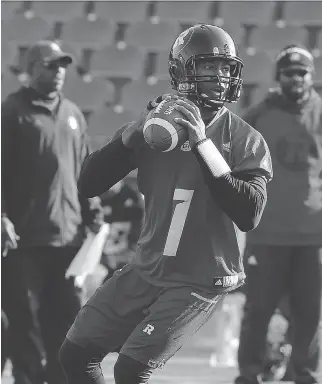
[59, 338, 105, 384]
[114, 354, 153, 384]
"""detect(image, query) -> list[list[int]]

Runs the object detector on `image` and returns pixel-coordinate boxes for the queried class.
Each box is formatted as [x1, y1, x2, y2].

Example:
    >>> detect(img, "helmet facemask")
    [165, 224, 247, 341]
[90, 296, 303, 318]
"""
[170, 54, 243, 108]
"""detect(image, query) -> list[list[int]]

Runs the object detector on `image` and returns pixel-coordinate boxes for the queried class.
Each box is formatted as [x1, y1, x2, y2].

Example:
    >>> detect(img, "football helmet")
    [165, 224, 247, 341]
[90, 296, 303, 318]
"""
[168, 24, 243, 107]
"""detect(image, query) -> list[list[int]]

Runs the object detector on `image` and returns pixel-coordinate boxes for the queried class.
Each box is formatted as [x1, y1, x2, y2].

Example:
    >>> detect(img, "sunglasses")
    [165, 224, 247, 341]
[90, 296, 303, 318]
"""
[41, 60, 69, 70]
[281, 69, 310, 78]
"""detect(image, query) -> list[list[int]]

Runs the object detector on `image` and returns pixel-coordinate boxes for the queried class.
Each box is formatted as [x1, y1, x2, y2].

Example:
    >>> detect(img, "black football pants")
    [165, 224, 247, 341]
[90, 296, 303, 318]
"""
[238, 245, 322, 384]
[1, 247, 83, 384]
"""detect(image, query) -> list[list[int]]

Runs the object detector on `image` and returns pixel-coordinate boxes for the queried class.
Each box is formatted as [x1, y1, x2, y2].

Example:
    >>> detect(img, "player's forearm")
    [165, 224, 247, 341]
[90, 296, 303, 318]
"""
[193, 146, 267, 232]
[78, 136, 136, 198]
[207, 173, 267, 232]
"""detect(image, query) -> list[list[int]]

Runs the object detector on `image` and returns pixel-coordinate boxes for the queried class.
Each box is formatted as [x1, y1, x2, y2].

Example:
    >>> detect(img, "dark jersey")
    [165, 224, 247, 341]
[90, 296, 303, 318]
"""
[121, 106, 272, 291]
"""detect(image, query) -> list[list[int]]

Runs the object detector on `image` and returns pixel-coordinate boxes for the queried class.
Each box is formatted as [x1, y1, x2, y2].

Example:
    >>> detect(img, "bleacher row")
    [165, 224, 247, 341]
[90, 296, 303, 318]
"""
[2, 1, 322, 147]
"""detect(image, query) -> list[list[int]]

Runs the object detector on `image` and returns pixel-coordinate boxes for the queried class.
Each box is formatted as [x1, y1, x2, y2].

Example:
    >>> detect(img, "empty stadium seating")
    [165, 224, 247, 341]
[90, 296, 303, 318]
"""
[61, 17, 115, 49]
[92, 1, 149, 23]
[125, 20, 180, 53]
[216, 1, 276, 26]
[2, 42, 17, 72]
[153, 50, 170, 80]
[1, 1, 23, 20]
[314, 56, 322, 84]
[152, 1, 212, 24]
[88, 106, 137, 137]
[218, 23, 245, 47]
[241, 51, 274, 85]
[90, 45, 145, 80]
[283, 1, 322, 26]
[250, 25, 308, 54]
[32, 1, 87, 22]
[2, 14, 53, 45]
[63, 71, 115, 112]
[120, 78, 173, 112]
[315, 29, 322, 56]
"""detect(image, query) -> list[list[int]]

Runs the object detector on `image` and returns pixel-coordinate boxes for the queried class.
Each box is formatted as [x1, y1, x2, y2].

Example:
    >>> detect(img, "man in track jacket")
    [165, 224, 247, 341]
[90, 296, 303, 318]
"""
[235, 45, 322, 384]
[1, 40, 103, 384]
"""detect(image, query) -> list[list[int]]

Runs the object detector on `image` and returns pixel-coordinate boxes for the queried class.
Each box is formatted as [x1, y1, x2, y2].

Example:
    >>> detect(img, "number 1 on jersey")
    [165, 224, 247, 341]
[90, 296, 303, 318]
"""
[163, 189, 194, 257]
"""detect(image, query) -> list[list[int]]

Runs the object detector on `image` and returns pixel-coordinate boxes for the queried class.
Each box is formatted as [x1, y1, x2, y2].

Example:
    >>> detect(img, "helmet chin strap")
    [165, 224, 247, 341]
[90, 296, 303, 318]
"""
[197, 95, 224, 110]
[177, 82, 224, 110]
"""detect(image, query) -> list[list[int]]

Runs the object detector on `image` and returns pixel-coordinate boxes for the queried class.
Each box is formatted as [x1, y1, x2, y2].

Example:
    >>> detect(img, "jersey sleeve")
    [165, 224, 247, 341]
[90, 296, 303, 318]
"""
[231, 118, 273, 182]
[77, 122, 137, 198]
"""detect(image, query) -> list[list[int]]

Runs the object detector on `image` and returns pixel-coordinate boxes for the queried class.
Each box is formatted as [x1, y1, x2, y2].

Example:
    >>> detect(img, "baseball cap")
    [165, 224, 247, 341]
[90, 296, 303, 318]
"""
[275, 45, 315, 75]
[24, 40, 73, 70]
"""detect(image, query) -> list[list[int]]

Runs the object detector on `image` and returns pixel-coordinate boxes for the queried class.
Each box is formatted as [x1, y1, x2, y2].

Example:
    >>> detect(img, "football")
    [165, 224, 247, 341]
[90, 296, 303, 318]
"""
[143, 99, 188, 152]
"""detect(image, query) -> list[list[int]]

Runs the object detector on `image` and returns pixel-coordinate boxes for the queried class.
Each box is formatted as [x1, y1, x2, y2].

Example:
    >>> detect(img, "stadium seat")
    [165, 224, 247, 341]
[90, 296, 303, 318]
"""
[2, 42, 17, 71]
[90, 45, 145, 80]
[219, 23, 245, 47]
[61, 17, 115, 49]
[316, 84, 322, 98]
[153, 50, 170, 80]
[1, 1, 23, 20]
[153, 1, 211, 24]
[241, 51, 274, 85]
[1, 72, 24, 100]
[88, 106, 137, 137]
[92, 1, 149, 23]
[2, 14, 53, 45]
[32, 1, 86, 22]
[63, 72, 115, 112]
[217, 1, 275, 27]
[314, 29, 322, 56]
[125, 20, 180, 52]
[314, 56, 322, 84]
[250, 25, 308, 53]
[120, 79, 173, 112]
[283, 1, 322, 26]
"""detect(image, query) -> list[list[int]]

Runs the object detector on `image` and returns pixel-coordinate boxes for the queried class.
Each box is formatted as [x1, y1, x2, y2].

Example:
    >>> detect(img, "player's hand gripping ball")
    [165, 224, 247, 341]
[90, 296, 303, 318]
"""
[143, 99, 188, 152]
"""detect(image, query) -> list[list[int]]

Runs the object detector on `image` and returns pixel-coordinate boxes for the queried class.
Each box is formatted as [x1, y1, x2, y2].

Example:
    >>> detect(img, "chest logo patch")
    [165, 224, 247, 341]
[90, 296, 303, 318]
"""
[68, 116, 78, 130]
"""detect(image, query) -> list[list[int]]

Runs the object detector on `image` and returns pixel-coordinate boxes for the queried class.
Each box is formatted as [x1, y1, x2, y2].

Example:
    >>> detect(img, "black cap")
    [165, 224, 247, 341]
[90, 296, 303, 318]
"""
[24, 40, 73, 71]
[275, 46, 314, 77]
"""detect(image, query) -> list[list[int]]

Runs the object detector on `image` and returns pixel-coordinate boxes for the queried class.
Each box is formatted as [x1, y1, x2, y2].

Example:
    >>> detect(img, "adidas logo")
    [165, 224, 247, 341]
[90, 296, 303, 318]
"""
[180, 141, 191, 151]
[214, 279, 223, 286]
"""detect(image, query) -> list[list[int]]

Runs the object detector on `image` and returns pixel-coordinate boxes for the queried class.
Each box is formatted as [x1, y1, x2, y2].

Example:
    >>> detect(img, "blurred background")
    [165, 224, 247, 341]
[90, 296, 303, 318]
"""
[1, 1, 322, 383]
[2, 0, 322, 150]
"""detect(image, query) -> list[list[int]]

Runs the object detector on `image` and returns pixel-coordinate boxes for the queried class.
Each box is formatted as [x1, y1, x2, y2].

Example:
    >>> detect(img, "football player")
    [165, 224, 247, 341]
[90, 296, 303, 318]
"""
[59, 24, 273, 384]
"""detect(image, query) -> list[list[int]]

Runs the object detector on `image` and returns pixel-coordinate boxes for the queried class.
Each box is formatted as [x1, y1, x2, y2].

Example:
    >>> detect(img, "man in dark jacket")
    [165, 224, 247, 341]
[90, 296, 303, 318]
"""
[1, 40, 103, 384]
[235, 45, 322, 384]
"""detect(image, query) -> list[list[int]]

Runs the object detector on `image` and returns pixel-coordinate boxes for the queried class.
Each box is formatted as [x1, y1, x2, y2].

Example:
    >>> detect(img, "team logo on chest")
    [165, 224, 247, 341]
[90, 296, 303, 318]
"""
[68, 116, 78, 130]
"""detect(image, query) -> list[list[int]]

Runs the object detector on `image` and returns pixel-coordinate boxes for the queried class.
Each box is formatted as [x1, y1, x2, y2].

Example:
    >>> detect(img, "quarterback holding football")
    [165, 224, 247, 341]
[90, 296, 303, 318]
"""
[59, 24, 273, 384]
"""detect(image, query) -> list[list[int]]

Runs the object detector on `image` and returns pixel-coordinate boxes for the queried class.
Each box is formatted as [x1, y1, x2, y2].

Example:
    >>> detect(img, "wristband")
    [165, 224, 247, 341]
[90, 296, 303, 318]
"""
[196, 138, 231, 177]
